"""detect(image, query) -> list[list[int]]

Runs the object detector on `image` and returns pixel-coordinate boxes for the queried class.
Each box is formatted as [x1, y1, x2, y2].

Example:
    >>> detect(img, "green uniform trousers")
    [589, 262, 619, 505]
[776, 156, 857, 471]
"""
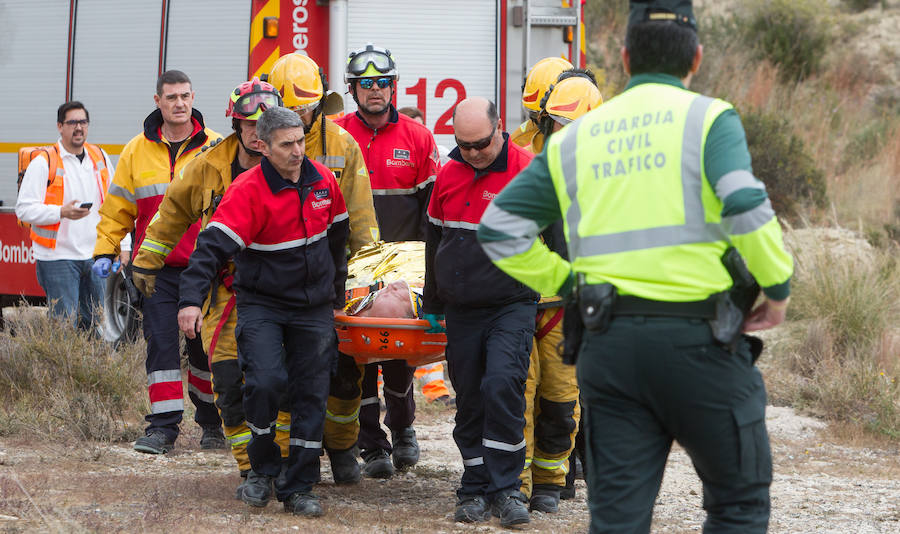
[576, 316, 771, 534]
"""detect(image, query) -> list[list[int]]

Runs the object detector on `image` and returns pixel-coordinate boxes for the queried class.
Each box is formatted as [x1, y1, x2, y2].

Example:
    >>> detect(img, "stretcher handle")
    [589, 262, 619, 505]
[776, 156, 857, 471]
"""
[333, 315, 445, 331]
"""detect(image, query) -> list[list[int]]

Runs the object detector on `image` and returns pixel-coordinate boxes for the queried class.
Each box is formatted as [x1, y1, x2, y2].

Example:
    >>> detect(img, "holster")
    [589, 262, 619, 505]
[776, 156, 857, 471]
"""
[708, 248, 763, 354]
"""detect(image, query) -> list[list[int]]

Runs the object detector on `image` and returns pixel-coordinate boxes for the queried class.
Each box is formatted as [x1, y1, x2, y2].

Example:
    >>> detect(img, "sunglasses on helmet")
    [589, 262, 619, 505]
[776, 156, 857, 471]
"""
[233, 90, 282, 117]
[358, 77, 394, 90]
[348, 49, 396, 76]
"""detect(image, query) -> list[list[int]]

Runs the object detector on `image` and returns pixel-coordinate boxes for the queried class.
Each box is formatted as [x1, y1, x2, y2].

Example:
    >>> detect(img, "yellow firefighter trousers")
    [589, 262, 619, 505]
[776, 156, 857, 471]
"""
[520, 307, 581, 497]
[202, 283, 290, 472]
[323, 352, 365, 451]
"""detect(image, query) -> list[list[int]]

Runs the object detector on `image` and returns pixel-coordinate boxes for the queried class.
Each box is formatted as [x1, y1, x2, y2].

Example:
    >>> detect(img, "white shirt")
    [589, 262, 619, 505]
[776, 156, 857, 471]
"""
[15, 140, 131, 261]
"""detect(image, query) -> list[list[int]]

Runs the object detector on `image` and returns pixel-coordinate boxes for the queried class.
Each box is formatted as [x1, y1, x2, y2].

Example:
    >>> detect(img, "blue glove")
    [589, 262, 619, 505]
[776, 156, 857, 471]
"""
[423, 313, 446, 334]
[112, 259, 121, 273]
[92, 257, 113, 278]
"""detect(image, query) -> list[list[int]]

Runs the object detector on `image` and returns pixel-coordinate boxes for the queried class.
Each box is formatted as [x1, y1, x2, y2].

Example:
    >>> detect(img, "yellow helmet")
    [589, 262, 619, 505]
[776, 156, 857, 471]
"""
[267, 53, 325, 111]
[522, 57, 574, 114]
[541, 76, 602, 125]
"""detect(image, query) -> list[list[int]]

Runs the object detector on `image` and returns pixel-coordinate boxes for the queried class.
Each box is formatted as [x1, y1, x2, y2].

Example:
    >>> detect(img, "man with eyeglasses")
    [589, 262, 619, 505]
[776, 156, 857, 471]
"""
[129, 78, 286, 497]
[335, 43, 441, 480]
[16, 101, 128, 329]
[93, 70, 223, 456]
[422, 97, 537, 528]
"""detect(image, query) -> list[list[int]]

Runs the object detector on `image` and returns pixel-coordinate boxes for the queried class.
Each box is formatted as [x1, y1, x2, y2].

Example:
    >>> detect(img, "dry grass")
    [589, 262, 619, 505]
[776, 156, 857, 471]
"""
[0, 306, 147, 445]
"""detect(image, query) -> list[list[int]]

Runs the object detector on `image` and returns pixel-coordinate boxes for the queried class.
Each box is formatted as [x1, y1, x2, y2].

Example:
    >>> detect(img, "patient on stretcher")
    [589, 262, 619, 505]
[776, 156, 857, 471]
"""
[348, 280, 422, 320]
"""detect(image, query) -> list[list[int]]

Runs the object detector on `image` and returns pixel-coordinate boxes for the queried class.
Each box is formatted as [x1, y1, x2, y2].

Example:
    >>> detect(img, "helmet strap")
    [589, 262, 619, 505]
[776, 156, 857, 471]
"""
[233, 119, 263, 158]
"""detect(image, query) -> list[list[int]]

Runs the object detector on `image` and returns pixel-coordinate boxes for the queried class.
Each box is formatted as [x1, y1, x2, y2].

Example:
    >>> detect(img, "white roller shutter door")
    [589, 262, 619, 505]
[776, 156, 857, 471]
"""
[71, 0, 161, 148]
[0, 1, 70, 206]
[165, 0, 250, 136]
[346, 0, 498, 149]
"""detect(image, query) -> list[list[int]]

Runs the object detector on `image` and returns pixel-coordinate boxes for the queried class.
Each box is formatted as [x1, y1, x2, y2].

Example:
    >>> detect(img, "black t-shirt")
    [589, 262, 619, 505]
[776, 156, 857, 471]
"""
[75, 151, 85, 163]
[231, 158, 248, 181]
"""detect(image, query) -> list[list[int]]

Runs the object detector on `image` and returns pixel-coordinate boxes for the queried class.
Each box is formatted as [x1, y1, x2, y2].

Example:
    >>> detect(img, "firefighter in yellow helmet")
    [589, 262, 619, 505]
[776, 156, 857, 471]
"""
[268, 52, 380, 484]
[510, 57, 573, 154]
[130, 78, 283, 498]
[518, 68, 602, 514]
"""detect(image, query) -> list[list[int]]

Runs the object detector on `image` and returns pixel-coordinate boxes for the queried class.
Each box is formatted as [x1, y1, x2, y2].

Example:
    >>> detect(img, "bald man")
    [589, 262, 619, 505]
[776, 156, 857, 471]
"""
[423, 97, 537, 527]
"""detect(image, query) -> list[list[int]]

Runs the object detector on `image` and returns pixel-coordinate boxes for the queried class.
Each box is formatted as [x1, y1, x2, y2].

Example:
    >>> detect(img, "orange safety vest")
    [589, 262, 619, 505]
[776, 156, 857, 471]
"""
[30, 143, 110, 249]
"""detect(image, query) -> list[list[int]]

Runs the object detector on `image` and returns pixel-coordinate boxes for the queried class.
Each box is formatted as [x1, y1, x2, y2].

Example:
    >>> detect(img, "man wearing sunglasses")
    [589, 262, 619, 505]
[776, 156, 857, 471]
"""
[423, 97, 538, 527]
[93, 70, 223, 456]
[335, 43, 441, 480]
[130, 79, 286, 496]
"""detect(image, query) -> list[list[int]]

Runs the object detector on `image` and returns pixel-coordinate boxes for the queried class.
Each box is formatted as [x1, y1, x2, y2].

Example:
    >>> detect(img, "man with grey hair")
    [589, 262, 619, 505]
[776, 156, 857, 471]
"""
[177, 106, 350, 517]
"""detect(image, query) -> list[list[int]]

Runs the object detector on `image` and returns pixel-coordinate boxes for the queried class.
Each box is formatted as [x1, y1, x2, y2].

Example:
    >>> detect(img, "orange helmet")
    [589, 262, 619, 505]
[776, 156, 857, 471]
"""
[267, 53, 325, 112]
[522, 57, 574, 114]
[541, 76, 602, 125]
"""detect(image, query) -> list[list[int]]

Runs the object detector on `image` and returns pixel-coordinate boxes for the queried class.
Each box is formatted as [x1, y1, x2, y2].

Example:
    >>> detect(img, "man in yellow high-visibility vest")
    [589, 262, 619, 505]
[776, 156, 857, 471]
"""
[478, 2, 793, 532]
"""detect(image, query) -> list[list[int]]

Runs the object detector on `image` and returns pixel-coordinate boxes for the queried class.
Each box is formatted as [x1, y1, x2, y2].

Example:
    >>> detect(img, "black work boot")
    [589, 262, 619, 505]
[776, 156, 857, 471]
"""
[200, 424, 227, 450]
[133, 430, 174, 455]
[529, 484, 561, 513]
[241, 470, 274, 508]
[284, 492, 324, 517]
[327, 447, 361, 484]
[454, 495, 490, 523]
[390, 427, 420, 470]
[491, 490, 530, 527]
[235, 469, 250, 500]
[361, 448, 394, 479]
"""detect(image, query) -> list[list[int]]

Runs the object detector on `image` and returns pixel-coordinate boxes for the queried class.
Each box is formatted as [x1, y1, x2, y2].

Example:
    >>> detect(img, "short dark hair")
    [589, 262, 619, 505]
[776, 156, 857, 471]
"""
[625, 21, 698, 78]
[57, 101, 89, 124]
[398, 106, 423, 120]
[156, 70, 192, 95]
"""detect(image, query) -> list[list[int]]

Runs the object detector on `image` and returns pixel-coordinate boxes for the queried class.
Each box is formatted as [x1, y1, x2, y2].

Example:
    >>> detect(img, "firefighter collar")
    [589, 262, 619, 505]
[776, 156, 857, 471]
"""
[448, 132, 510, 179]
[625, 73, 686, 92]
[143, 108, 206, 144]
[260, 156, 324, 194]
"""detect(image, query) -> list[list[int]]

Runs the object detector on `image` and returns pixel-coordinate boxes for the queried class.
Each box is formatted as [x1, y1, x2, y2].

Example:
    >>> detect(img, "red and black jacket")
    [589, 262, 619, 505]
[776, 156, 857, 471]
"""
[424, 134, 538, 313]
[335, 106, 440, 241]
[179, 156, 349, 311]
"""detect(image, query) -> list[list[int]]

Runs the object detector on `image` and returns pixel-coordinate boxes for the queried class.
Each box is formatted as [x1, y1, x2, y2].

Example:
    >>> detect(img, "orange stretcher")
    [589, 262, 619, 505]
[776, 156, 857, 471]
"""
[334, 315, 446, 366]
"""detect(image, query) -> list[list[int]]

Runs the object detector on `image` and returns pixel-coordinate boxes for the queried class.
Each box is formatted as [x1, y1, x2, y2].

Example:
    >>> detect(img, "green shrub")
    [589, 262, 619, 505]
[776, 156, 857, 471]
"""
[0, 308, 147, 442]
[745, 0, 831, 81]
[840, 117, 891, 172]
[740, 109, 827, 217]
[784, 248, 900, 438]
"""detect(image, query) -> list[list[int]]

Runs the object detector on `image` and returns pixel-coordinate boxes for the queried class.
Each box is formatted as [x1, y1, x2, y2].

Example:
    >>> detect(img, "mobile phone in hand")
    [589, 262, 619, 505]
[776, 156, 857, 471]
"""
[79, 202, 93, 209]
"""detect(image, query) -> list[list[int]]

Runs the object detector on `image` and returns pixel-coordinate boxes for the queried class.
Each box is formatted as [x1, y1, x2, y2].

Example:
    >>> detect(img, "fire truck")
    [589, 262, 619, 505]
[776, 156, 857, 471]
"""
[0, 0, 585, 337]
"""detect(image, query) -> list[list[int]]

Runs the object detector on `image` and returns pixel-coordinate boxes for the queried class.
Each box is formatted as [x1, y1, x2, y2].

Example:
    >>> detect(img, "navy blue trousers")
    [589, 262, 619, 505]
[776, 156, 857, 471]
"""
[142, 265, 219, 440]
[235, 302, 335, 500]
[358, 360, 416, 453]
[445, 301, 535, 499]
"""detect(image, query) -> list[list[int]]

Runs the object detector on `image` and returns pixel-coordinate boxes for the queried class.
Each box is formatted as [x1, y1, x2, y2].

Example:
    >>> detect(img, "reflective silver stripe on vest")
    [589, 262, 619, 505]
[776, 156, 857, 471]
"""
[482, 437, 526, 452]
[317, 155, 346, 168]
[533, 456, 568, 470]
[54, 166, 65, 177]
[108, 183, 135, 202]
[290, 438, 323, 449]
[276, 423, 291, 433]
[31, 226, 58, 239]
[135, 182, 169, 200]
[479, 203, 542, 260]
[332, 211, 349, 224]
[463, 456, 485, 467]
[140, 239, 172, 255]
[722, 198, 775, 235]
[371, 176, 434, 196]
[147, 369, 182, 385]
[714, 169, 765, 200]
[564, 95, 728, 258]
[208, 221, 246, 249]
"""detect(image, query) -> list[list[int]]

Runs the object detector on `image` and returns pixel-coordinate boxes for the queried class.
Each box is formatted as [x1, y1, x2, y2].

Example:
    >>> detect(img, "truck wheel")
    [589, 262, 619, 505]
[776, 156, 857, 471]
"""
[100, 270, 141, 345]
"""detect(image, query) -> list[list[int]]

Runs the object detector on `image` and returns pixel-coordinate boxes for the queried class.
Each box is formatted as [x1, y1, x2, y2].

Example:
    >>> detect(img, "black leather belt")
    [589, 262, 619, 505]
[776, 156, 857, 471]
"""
[612, 295, 717, 319]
